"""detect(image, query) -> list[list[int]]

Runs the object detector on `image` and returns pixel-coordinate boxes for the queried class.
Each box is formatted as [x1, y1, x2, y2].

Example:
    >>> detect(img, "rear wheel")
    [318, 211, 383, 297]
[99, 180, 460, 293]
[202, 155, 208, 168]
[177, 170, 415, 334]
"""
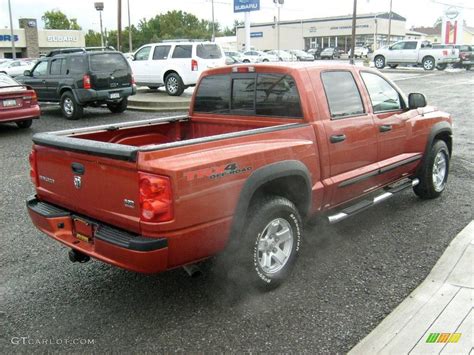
[165, 73, 185, 96]
[16, 119, 33, 129]
[243, 59, 250, 63]
[414, 140, 450, 199]
[60, 91, 83, 120]
[107, 98, 128, 113]
[388, 64, 398, 69]
[466, 65, 471, 71]
[374, 55, 385, 69]
[436, 63, 447, 71]
[234, 196, 302, 291]
[422, 56, 435, 71]
[148, 86, 158, 90]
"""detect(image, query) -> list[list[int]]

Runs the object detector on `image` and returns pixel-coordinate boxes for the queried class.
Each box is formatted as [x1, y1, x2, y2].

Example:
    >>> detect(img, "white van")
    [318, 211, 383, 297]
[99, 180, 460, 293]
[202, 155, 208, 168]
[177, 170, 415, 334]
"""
[130, 41, 225, 96]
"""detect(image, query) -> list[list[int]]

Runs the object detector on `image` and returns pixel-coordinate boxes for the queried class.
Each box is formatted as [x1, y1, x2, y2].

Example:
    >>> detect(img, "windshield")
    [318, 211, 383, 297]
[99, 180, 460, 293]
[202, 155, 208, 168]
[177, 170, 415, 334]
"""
[292, 50, 307, 56]
[89, 53, 128, 72]
[322, 48, 333, 53]
[197, 44, 222, 59]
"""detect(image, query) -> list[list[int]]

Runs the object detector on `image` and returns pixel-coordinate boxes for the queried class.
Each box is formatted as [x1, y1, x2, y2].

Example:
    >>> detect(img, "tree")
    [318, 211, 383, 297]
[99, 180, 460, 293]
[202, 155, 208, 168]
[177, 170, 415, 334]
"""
[85, 30, 101, 47]
[42, 10, 82, 30]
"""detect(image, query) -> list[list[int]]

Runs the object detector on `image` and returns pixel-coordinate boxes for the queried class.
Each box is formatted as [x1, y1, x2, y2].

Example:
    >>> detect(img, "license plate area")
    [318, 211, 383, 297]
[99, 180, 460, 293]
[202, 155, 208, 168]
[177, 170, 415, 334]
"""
[3, 99, 17, 107]
[109, 92, 120, 99]
[73, 217, 95, 243]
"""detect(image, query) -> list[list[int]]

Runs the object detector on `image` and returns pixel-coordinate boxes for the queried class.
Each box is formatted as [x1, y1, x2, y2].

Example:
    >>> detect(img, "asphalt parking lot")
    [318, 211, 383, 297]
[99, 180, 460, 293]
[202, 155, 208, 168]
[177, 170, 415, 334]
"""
[1, 68, 473, 353]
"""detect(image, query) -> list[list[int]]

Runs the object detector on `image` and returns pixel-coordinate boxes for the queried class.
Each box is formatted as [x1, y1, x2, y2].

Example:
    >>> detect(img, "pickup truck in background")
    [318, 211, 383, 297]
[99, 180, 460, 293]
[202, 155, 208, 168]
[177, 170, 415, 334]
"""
[27, 63, 453, 290]
[373, 40, 459, 70]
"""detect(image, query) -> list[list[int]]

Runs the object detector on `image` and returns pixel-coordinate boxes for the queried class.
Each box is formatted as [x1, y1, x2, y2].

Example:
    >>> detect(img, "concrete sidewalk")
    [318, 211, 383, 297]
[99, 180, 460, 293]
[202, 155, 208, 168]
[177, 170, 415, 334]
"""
[128, 87, 192, 112]
[350, 221, 473, 355]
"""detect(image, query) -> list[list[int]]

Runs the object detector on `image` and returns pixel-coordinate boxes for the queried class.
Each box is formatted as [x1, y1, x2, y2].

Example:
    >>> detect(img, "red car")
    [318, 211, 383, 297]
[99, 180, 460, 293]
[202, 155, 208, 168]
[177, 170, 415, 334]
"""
[0, 73, 40, 129]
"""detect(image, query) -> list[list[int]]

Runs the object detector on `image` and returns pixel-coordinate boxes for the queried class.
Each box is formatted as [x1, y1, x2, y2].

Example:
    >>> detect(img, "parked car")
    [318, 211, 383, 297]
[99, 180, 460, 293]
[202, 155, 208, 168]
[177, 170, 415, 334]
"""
[0, 73, 40, 128]
[288, 49, 314, 61]
[16, 49, 136, 120]
[373, 40, 459, 70]
[0, 59, 34, 77]
[130, 41, 225, 96]
[27, 63, 452, 290]
[241, 50, 279, 63]
[225, 51, 244, 65]
[266, 50, 296, 62]
[432, 44, 472, 70]
[307, 48, 322, 59]
[320, 47, 341, 59]
[348, 46, 369, 58]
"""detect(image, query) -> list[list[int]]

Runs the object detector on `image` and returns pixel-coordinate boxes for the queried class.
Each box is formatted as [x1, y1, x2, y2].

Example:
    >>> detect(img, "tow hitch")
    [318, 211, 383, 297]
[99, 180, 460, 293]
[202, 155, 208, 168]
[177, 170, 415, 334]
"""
[68, 249, 90, 263]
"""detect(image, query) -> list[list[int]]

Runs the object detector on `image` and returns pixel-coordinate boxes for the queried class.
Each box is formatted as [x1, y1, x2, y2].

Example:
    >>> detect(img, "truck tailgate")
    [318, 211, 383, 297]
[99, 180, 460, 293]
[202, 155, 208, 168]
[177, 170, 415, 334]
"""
[34, 145, 141, 233]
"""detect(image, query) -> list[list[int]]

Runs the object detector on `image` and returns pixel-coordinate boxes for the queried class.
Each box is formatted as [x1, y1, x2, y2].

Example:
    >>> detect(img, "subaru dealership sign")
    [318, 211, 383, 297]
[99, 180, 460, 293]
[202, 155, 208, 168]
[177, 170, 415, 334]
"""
[234, 0, 260, 13]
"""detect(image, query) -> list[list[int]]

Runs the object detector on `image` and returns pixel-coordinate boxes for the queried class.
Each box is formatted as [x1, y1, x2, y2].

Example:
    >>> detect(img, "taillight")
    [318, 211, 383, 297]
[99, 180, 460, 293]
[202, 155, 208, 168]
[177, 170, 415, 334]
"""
[29, 150, 38, 186]
[139, 173, 173, 222]
[191, 59, 198, 71]
[131, 74, 135, 85]
[83, 74, 91, 89]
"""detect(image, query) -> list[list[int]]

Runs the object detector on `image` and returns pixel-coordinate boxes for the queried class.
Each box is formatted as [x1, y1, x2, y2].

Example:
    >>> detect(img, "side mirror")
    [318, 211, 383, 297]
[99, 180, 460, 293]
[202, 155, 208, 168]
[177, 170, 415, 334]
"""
[23, 70, 31, 76]
[388, 46, 393, 50]
[408, 93, 427, 109]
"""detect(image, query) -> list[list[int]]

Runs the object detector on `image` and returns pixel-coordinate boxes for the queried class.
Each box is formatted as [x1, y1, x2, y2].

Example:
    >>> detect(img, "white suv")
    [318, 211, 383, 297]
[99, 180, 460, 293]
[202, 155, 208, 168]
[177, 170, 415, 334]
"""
[130, 42, 225, 96]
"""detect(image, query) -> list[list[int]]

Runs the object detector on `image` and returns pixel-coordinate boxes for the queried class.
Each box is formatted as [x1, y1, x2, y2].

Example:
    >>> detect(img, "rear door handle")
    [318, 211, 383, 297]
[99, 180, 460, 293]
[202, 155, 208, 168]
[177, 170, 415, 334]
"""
[330, 134, 346, 143]
[379, 125, 392, 132]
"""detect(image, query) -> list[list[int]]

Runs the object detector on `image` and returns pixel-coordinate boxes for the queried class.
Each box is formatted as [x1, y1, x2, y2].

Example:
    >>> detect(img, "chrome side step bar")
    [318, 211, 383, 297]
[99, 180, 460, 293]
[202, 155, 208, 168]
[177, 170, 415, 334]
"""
[328, 178, 419, 224]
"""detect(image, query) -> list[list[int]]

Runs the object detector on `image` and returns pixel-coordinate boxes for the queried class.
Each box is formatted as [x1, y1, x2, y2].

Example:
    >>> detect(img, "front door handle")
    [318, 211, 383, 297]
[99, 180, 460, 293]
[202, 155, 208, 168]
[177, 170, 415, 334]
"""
[379, 125, 392, 132]
[330, 134, 346, 143]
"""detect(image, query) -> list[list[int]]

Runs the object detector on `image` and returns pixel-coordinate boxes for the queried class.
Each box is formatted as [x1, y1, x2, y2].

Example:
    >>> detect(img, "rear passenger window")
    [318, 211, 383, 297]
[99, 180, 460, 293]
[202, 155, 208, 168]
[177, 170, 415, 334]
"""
[360, 72, 402, 112]
[50, 58, 64, 75]
[194, 75, 229, 113]
[321, 71, 364, 118]
[153, 46, 171, 60]
[172, 45, 192, 59]
[256, 74, 302, 117]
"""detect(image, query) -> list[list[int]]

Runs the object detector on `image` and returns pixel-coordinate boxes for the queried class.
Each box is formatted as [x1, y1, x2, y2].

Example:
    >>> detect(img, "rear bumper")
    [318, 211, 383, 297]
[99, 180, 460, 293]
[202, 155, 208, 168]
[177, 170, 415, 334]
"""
[75, 85, 137, 105]
[0, 105, 40, 123]
[27, 196, 168, 273]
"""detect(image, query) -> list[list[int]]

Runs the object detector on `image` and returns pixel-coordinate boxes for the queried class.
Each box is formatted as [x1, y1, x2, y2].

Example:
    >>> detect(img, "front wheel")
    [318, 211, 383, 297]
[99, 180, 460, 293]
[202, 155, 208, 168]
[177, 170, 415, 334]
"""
[414, 140, 450, 199]
[16, 119, 33, 129]
[107, 98, 128, 113]
[422, 56, 435, 71]
[238, 196, 302, 291]
[374, 56, 385, 69]
[60, 91, 83, 120]
[165, 73, 185, 96]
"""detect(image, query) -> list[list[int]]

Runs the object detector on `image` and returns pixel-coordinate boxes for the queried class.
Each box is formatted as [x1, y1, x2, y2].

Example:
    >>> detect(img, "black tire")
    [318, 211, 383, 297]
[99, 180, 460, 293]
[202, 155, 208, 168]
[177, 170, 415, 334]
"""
[414, 140, 450, 199]
[243, 59, 250, 63]
[388, 64, 398, 69]
[465, 65, 471, 71]
[148, 86, 158, 90]
[262, 59, 269, 62]
[422, 56, 435, 71]
[235, 196, 303, 291]
[60, 91, 83, 120]
[164, 73, 185, 96]
[374, 55, 385, 69]
[436, 64, 447, 71]
[16, 119, 33, 129]
[107, 98, 128, 113]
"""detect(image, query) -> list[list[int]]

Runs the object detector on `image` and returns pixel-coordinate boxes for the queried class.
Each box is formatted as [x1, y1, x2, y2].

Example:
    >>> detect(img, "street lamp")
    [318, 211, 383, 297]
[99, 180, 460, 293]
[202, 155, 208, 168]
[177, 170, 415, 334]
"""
[349, 0, 357, 64]
[211, 0, 215, 42]
[8, 0, 16, 59]
[94, 2, 104, 48]
[274, 0, 284, 52]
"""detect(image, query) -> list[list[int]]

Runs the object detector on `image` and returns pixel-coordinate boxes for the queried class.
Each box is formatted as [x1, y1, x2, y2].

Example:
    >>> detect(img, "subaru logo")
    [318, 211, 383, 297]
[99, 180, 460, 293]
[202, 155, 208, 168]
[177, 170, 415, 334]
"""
[74, 176, 82, 189]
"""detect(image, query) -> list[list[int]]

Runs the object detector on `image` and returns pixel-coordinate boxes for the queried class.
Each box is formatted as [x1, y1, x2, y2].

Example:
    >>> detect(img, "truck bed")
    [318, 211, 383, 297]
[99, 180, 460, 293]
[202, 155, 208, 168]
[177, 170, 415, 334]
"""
[32, 115, 296, 161]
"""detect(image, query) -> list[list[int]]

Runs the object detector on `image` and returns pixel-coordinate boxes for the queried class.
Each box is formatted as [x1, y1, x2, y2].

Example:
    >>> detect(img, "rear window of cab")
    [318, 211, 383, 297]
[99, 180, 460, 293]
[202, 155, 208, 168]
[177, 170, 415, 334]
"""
[194, 73, 303, 118]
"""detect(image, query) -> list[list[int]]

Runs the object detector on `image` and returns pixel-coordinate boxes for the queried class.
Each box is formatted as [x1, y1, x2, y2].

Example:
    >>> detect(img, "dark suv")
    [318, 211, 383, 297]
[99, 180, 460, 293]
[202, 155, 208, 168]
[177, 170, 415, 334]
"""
[17, 49, 136, 120]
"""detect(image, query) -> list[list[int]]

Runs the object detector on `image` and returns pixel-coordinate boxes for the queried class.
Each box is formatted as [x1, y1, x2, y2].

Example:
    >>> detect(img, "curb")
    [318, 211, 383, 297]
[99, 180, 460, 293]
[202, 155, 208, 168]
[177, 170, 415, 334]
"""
[349, 220, 474, 354]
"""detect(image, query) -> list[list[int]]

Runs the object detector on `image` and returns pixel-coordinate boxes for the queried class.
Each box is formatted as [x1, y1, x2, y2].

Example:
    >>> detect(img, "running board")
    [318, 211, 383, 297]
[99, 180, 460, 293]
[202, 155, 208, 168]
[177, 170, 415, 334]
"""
[327, 178, 419, 224]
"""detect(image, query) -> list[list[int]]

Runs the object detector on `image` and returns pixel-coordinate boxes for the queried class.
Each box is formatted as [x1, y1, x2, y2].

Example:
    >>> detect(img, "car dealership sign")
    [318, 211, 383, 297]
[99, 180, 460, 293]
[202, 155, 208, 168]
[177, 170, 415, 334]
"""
[234, 0, 260, 13]
[47, 35, 79, 42]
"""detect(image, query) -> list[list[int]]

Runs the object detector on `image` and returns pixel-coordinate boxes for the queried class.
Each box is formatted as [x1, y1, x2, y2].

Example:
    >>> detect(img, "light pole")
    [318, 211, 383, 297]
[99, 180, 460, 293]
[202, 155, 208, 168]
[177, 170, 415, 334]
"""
[211, 0, 215, 42]
[8, 0, 16, 59]
[94, 2, 104, 48]
[349, 0, 357, 64]
[127, 0, 132, 51]
[117, 0, 122, 51]
[373, 14, 378, 51]
[274, 0, 284, 53]
[387, 0, 393, 46]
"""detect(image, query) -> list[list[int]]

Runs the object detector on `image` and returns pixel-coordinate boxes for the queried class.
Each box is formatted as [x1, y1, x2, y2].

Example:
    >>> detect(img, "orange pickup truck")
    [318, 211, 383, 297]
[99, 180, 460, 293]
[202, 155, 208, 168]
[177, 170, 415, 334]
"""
[27, 63, 453, 290]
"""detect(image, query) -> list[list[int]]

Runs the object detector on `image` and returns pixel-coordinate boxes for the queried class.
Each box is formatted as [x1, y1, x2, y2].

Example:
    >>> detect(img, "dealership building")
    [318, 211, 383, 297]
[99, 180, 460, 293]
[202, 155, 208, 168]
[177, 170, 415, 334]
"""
[0, 18, 85, 58]
[236, 12, 407, 51]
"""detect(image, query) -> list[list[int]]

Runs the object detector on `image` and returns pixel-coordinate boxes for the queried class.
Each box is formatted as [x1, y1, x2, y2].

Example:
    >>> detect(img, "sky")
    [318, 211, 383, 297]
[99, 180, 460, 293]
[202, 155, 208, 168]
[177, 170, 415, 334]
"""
[0, 0, 473, 33]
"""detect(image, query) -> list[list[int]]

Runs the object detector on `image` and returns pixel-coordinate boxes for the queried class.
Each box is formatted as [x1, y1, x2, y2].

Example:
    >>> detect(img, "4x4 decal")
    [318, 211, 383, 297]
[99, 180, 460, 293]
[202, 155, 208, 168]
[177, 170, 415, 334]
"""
[184, 163, 252, 181]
